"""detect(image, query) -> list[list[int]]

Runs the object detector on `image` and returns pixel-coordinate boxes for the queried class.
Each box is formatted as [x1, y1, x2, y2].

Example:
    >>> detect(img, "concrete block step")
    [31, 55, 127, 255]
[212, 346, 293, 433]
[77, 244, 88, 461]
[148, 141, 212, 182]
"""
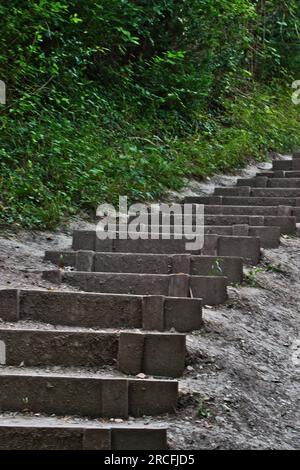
[0, 289, 203, 333]
[203, 225, 280, 248]
[203, 216, 295, 234]
[42, 271, 228, 306]
[214, 187, 300, 198]
[73, 230, 202, 254]
[0, 369, 178, 418]
[0, 327, 186, 377]
[100, 225, 281, 248]
[257, 171, 300, 179]
[237, 177, 300, 188]
[186, 195, 300, 208]
[202, 205, 293, 216]
[255, 171, 278, 178]
[0, 418, 167, 450]
[272, 160, 300, 171]
[45, 251, 243, 284]
[72, 231, 261, 264]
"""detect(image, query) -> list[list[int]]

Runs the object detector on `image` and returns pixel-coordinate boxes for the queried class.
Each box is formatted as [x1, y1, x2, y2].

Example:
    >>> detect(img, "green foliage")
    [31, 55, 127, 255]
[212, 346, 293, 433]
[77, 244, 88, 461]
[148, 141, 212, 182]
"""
[0, 1, 299, 228]
[244, 267, 263, 287]
[197, 399, 212, 420]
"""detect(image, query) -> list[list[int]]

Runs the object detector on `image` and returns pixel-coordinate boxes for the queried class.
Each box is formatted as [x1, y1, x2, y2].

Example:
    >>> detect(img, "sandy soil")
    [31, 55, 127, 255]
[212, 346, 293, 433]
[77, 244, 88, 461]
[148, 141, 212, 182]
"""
[0, 154, 299, 450]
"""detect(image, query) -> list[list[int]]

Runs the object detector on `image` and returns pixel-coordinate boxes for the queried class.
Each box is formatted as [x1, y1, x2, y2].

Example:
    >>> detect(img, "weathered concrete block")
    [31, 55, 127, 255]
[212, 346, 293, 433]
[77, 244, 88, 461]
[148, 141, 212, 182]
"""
[249, 216, 265, 226]
[143, 333, 186, 377]
[101, 379, 129, 418]
[218, 236, 261, 265]
[205, 215, 247, 225]
[111, 428, 167, 450]
[113, 238, 192, 255]
[190, 256, 243, 284]
[0, 329, 118, 368]
[0, 424, 167, 450]
[171, 254, 191, 274]
[0, 374, 105, 417]
[232, 225, 249, 236]
[222, 196, 299, 207]
[0, 290, 19, 322]
[256, 176, 269, 187]
[204, 226, 232, 235]
[277, 206, 293, 216]
[272, 160, 293, 171]
[95, 253, 171, 274]
[293, 207, 300, 222]
[16, 289, 201, 333]
[72, 230, 95, 251]
[44, 251, 77, 268]
[273, 159, 300, 170]
[60, 272, 171, 296]
[168, 274, 190, 297]
[142, 295, 165, 331]
[190, 276, 227, 305]
[118, 332, 144, 375]
[248, 226, 280, 249]
[164, 297, 203, 332]
[236, 178, 256, 187]
[76, 251, 94, 271]
[94, 238, 114, 253]
[19, 291, 143, 329]
[57, 271, 227, 305]
[42, 270, 62, 284]
[0, 425, 84, 450]
[252, 188, 300, 198]
[264, 216, 296, 234]
[0, 373, 177, 418]
[185, 196, 222, 205]
[128, 379, 178, 416]
[205, 205, 278, 216]
[214, 186, 251, 197]
[202, 234, 218, 255]
[82, 429, 111, 450]
[293, 160, 300, 170]
[269, 178, 300, 188]
[119, 332, 186, 378]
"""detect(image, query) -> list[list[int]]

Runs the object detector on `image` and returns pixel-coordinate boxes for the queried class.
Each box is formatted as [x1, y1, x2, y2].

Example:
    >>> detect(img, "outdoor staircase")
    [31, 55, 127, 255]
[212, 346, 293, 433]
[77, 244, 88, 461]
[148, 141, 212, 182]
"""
[0, 153, 299, 450]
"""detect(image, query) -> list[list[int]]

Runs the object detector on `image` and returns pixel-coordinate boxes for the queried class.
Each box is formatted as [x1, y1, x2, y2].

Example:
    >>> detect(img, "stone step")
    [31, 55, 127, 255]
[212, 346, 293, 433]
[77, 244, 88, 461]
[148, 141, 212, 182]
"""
[255, 171, 278, 178]
[0, 369, 178, 418]
[43, 271, 228, 306]
[0, 417, 167, 450]
[0, 327, 186, 378]
[257, 171, 300, 179]
[272, 160, 300, 171]
[237, 177, 300, 188]
[203, 225, 280, 248]
[202, 205, 293, 216]
[0, 289, 202, 333]
[99, 225, 278, 249]
[186, 195, 300, 208]
[72, 231, 261, 264]
[45, 252, 243, 284]
[214, 187, 300, 198]
[96, 225, 280, 248]
[203, 215, 295, 234]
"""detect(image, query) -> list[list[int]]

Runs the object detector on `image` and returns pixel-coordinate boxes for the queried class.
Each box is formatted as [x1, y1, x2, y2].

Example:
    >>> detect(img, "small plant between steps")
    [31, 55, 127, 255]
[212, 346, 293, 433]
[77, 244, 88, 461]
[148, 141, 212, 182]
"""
[244, 268, 264, 288]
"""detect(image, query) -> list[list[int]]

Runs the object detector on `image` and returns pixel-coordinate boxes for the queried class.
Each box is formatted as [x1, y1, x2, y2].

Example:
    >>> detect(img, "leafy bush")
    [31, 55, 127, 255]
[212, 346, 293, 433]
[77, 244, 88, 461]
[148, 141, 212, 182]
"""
[0, 1, 299, 228]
